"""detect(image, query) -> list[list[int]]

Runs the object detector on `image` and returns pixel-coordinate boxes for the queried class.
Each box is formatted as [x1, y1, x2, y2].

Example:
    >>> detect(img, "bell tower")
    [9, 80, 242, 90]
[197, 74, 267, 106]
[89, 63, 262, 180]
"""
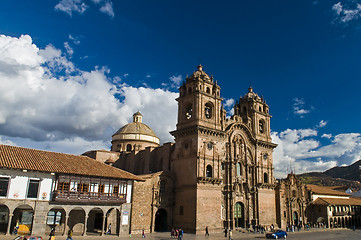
[171, 65, 225, 233]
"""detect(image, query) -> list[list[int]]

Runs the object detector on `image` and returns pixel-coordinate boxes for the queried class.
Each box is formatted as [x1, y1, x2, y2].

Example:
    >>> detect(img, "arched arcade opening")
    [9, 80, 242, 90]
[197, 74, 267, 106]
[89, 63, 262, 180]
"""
[154, 209, 167, 232]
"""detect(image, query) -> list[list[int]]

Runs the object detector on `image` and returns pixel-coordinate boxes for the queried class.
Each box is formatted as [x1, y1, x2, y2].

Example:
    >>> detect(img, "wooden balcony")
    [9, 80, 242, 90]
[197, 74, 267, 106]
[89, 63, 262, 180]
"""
[52, 190, 126, 204]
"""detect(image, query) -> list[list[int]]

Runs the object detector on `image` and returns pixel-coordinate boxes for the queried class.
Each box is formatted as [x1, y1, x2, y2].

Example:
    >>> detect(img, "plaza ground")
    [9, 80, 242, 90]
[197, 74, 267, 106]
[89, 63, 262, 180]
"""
[0, 228, 360, 240]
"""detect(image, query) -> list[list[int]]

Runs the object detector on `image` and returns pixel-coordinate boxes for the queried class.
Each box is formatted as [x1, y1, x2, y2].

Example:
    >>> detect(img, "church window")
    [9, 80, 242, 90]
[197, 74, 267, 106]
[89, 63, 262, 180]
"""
[264, 172, 268, 183]
[180, 206, 184, 215]
[126, 144, 132, 152]
[284, 211, 286, 217]
[206, 87, 210, 94]
[185, 104, 192, 119]
[236, 163, 242, 176]
[0, 177, 9, 197]
[259, 120, 265, 133]
[205, 102, 213, 119]
[207, 142, 213, 150]
[206, 165, 213, 177]
[259, 106, 262, 112]
[292, 190, 296, 198]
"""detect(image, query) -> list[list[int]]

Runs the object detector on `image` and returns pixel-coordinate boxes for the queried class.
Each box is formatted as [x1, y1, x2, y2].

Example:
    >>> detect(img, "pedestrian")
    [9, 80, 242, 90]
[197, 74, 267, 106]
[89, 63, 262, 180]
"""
[66, 229, 73, 240]
[13, 220, 19, 235]
[228, 229, 232, 240]
[205, 226, 209, 236]
[178, 228, 183, 240]
[142, 229, 146, 238]
[49, 227, 55, 240]
[175, 229, 179, 239]
[224, 228, 227, 237]
[171, 228, 175, 238]
[106, 223, 111, 235]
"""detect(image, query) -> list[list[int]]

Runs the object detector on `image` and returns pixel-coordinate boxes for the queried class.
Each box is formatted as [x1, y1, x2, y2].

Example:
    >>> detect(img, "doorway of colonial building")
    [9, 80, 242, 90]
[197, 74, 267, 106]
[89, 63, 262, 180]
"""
[293, 212, 298, 225]
[234, 202, 245, 228]
[0, 205, 9, 234]
[154, 209, 167, 232]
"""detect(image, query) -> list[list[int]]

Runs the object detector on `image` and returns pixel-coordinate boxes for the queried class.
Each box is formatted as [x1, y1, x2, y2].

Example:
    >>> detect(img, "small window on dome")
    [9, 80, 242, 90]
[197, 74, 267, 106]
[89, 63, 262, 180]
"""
[126, 144, 132, 152]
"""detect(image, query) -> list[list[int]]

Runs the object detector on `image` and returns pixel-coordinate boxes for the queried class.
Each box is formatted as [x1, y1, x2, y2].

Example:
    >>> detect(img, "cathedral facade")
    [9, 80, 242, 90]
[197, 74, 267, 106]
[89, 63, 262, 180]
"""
[86, 65, 278, 233]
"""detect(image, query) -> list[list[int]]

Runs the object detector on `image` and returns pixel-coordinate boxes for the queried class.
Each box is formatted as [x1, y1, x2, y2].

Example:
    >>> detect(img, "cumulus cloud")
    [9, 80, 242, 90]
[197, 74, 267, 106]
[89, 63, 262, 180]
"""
[317, 120, 327, 128]
[272, 126, 361, 178]
[55, 0, 88, 16]
[64, 42, 74, 58]
[0, 34, 177, 154]
[293, 97, 311, 117]
[69, 34, 80, 45]
[332, 1, 361, 24]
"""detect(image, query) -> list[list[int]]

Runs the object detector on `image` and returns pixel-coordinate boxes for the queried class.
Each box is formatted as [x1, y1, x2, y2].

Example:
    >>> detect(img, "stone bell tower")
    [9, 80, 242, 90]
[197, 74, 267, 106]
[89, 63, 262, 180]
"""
[171, 65, 226, 233]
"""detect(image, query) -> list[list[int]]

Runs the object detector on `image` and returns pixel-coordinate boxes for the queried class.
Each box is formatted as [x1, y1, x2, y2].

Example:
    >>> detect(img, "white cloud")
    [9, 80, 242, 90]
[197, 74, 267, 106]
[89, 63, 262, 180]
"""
[163, 74, 183, 89]
[332, 1, 361, 23]
[55, 0, 114, 18]
[272, 126, 361, 178]
[99, 1, 115, 18]
[293, 97, 311, 117]
[64, 42, 74, 58]
[55, 0, 88, 16]
[0, 34, 178, 154]
[69, 34, 81, 45]
[317, 120, 328, 128]
[321, 133, 332, 139]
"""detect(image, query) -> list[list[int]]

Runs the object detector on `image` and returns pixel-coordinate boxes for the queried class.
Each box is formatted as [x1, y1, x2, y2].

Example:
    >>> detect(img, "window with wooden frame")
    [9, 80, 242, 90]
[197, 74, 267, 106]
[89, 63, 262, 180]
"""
[99, 184, 105, 193]
[113, 185, 119, 194]
[58, 182, 70, 191]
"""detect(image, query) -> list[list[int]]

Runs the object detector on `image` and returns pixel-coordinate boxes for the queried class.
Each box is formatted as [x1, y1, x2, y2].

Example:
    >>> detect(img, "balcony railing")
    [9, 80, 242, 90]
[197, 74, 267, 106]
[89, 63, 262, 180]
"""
[332, 211, 353, 216]
[52, 190, 126, 204]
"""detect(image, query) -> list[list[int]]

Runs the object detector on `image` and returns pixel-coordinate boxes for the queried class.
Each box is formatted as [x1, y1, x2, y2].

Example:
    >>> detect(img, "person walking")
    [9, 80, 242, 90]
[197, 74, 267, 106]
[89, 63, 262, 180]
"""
[142, 229, 146, 238]
[66, 229, 73, 240]
[228, 229, 232, 240]
[205, 226, 209, 236]
[178, 228, 183, 240]
[49, 227, 55, 240]
[106, 223, 111, 235]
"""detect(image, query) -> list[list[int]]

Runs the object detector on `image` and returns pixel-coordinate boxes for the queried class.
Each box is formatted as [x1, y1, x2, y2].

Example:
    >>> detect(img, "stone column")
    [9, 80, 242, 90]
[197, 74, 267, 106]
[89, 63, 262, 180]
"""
[101, 215, 106, 236]
[6, 213, 13, 235]
[82, 213, 88, 236]
[62, 213, 69, 235]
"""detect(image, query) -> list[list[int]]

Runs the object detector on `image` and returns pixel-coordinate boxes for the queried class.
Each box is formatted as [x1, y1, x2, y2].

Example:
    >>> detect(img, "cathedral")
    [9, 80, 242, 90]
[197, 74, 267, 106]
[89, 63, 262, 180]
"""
[85, 65, 278, 233]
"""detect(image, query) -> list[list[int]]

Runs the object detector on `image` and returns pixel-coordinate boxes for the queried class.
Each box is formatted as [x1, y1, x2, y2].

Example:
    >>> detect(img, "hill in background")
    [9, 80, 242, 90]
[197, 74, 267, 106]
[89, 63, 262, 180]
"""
[296, 159, 361, 189]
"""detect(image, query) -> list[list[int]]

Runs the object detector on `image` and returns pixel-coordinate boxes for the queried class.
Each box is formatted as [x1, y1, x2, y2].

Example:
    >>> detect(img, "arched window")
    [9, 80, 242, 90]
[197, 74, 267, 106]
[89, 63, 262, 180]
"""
[205, 102, 213, 119]
[185, 104, 192, 119]
[259, 106, 262, 112]
[259, 120, 265, 133]
[236, 163, 242, 176]
[206, 165, 213, 177]
[206, 87, 210, 94]
[292, 190, 297, 198]
[126, 144, 132, 152]
[264, 172, 268, 183]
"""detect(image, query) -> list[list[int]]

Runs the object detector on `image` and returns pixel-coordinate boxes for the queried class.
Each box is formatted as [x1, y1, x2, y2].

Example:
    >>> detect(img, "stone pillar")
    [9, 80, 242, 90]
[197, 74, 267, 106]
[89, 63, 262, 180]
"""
[63, 214, 69, 235]
[6, 213, 13, 235]
[82, 213, 88, 236]
[101, 215, 106, 236]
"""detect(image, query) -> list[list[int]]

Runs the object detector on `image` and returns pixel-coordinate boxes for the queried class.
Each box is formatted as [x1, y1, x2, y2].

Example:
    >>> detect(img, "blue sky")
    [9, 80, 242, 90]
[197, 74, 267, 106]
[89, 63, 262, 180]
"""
[1, 0, 361, 177]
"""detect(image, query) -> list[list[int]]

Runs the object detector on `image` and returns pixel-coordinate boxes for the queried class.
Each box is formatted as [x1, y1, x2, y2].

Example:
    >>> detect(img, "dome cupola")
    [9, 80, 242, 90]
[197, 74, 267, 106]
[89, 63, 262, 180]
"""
[111, 112, 160, 152]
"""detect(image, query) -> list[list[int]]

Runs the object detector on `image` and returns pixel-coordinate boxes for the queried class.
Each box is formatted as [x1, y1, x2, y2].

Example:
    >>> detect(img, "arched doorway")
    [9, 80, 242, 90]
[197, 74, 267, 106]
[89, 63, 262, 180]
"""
[87, 208, 103, 235]
[68, 208, 85, 235]
[0, 205, 9, 234]
[104, 208, 120, 235]
[12, 205, 34, 235]
[234, 202, 245, 228]
[46, 207, 66, 235]
[154, 209, 167, 232]
[293, 212, 298, 225]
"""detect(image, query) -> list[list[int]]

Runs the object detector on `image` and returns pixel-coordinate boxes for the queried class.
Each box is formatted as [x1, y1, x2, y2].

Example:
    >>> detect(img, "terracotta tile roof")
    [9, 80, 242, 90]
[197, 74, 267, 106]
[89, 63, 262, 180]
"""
[313, 197, 361, 206]
[307, 184, 350, 197]
[0, 144, 142, 181]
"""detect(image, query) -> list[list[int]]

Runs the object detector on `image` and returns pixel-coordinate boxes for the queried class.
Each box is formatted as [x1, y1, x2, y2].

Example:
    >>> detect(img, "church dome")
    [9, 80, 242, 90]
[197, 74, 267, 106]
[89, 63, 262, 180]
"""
[243, 86, 261, 101]
[186, 64, 212, 82]
[111, 112, 160, 152]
